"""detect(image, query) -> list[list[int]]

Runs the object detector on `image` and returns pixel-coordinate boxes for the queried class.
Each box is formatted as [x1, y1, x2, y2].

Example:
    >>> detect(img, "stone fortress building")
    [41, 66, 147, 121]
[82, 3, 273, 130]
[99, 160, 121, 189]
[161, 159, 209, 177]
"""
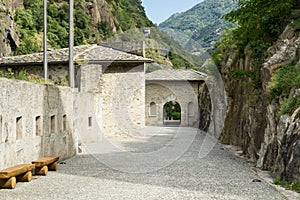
[0, 43, 210, 169]
[145, 69, 205, 127]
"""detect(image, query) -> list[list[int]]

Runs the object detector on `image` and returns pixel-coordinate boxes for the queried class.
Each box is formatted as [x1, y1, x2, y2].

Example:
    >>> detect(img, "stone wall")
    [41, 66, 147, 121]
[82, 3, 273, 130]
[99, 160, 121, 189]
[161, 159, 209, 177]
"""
[0, 76, 107, 168]
[0, 77, 76, 169]
[1, 61, 145, 138]
[145, 80, 200, 127]
[3, 63, 102, 89]
[74, 92, 102, 143]
[101, 63, 145, 136]
[101, 41, 145, 56]
[2, 64, 69, 86]
[77, 63, 102, 92]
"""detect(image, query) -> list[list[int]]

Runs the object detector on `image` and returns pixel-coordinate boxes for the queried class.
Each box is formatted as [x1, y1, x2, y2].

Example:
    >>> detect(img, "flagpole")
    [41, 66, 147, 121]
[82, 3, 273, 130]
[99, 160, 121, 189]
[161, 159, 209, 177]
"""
[43, 0, 48, 80]
[69, 0, 74, 88]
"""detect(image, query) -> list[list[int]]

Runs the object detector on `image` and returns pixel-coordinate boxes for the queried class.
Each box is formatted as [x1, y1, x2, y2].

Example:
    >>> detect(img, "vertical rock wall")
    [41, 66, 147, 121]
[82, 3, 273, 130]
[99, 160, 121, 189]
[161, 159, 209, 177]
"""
[220, 25, 300, 181]
[0, 0, 22, 57]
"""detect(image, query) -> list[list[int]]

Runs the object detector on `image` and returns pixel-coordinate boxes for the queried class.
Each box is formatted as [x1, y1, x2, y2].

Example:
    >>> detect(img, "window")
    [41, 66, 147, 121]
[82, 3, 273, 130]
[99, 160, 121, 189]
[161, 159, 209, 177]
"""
[62, 115, 67, 131]
[35, 116, 42, 136]
[150, 102, 156, 116]
[88, 117, 92, 127]
[16, 116, 23, 140]
[50, 115, 56, 133]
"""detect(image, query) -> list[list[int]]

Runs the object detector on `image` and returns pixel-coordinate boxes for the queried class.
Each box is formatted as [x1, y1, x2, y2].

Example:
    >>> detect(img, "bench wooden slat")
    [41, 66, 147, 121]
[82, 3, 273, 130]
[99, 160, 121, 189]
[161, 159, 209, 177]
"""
[32, 156, 59, 167]
[0, 164, 35, 179]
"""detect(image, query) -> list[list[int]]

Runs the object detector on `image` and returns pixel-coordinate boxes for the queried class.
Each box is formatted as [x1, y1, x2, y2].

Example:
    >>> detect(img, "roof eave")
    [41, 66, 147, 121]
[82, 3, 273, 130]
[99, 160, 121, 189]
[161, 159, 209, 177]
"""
[0, 61, 69, 67]
[0, 59, 153, 67]
[86, 59, 153, 64]
[146, 79, 205, 81]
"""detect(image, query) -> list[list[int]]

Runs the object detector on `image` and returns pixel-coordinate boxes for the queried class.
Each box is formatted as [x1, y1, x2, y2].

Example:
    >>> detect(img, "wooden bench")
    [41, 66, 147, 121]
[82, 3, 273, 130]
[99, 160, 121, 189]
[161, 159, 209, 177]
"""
[32, 156, 59, 176]
[0, 164, 35, 189]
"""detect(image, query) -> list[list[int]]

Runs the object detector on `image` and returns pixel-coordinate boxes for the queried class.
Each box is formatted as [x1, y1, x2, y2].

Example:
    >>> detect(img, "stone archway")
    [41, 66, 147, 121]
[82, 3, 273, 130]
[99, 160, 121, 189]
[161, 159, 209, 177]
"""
[163, 101, 181, 126]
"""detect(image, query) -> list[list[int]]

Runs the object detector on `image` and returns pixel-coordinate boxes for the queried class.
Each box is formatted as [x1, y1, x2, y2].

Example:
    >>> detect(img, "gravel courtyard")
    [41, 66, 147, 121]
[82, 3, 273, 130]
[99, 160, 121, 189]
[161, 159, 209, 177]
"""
[0, 127, 290, 199]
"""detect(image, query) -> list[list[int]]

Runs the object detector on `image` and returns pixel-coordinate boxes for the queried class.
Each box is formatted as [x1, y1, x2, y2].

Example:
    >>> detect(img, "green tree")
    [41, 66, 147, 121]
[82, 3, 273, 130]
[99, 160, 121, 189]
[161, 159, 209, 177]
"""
[16, 0, 154, 54]
[14, 8, 41, 54]
[224, 0, 296, 48]
[164, 101, 181, 120]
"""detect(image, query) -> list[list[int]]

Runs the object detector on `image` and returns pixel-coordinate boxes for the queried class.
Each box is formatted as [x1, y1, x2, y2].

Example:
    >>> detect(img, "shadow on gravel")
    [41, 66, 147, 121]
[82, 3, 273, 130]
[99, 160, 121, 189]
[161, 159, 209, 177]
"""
[56, 131, 267, 196]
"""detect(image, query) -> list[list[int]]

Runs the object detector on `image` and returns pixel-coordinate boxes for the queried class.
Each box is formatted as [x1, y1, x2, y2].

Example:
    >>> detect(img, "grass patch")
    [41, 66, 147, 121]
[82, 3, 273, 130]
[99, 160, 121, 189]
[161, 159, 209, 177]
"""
[267, 57, 300, 115]
[0, 68, 55, 85]
[273, 177, 300, 193]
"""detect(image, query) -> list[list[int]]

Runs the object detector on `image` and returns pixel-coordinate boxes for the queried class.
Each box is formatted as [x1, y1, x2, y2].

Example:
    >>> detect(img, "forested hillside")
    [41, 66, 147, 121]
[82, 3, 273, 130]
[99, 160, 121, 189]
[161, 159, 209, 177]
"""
[15, 0, 153, 55]
[0, 0, 196, 70]
[159, 0, 237, 54]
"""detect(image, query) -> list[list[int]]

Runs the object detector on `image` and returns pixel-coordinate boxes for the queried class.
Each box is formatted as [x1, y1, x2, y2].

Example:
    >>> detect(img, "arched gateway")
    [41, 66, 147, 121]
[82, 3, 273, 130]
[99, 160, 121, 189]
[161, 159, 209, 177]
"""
[145, 69, 206, 127]
[163, 101, 181, 126]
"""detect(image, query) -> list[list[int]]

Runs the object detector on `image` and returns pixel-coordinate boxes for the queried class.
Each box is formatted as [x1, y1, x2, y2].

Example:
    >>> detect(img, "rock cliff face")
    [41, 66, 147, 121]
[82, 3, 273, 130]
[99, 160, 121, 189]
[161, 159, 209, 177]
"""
[220, 25, 300, 181]
[219, 47, 268, 162]
[0, 0, 22, 56]
[259, 26, 300, 181]
[83, 0, 117, 33]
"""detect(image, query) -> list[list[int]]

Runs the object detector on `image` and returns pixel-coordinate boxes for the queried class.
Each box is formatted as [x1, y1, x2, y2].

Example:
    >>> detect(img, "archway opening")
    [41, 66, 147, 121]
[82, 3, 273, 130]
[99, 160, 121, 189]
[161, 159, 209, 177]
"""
[163, 101, 181, 126]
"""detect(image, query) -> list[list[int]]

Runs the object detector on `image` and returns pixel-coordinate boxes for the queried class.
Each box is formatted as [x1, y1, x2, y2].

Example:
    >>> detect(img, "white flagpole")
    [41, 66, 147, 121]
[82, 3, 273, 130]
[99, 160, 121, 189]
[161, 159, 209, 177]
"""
[43, 0, 48, 80]
[69, 0, 74, 87]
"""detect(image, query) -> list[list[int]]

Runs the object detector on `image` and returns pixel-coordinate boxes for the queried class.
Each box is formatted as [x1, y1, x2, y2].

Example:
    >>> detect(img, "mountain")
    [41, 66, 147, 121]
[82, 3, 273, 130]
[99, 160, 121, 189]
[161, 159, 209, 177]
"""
[0, 0, 155, 56]
[0, 0, 200, 71]
[159, 0, 238, 55]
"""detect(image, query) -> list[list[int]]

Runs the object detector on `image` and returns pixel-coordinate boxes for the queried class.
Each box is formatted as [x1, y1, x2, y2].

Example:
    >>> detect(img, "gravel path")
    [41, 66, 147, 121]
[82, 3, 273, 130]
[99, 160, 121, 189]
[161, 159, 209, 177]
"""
[0, 127, 288, 199]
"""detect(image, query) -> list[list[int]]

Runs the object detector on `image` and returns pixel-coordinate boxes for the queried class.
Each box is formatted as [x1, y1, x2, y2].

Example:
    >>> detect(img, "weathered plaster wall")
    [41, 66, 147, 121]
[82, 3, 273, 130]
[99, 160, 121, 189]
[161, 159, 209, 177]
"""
[145, 81, 200, 127]
[0, 77, 76, 169]
[78, 63, 102, 92]
[1, 61, 145, 138]
[101, 63, 145, 136]
[74, 92, 102, 143]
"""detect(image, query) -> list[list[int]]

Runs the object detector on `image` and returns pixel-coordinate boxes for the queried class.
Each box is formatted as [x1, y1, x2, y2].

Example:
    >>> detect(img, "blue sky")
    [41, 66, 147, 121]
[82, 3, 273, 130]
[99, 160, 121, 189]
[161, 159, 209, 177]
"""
[142, 0, 203, 24]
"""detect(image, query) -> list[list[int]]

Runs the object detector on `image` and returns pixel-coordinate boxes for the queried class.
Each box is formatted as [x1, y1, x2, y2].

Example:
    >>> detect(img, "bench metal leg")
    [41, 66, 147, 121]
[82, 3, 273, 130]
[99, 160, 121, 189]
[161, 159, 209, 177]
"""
[16, 171, 32, 182]
[35, 166, 48, 176]
[0, 177, 17, 189]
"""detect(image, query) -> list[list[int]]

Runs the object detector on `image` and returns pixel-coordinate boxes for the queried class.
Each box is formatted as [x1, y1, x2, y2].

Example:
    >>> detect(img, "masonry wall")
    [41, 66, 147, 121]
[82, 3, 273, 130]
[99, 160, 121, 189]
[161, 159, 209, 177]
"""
[3, 64, 69, 85]
[74, 92, 102, 143]
[101, 63, 145, 136]
[145, 81, 200, 127]
[77, 64, 102, 92]
[0, 77, 76, 169]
